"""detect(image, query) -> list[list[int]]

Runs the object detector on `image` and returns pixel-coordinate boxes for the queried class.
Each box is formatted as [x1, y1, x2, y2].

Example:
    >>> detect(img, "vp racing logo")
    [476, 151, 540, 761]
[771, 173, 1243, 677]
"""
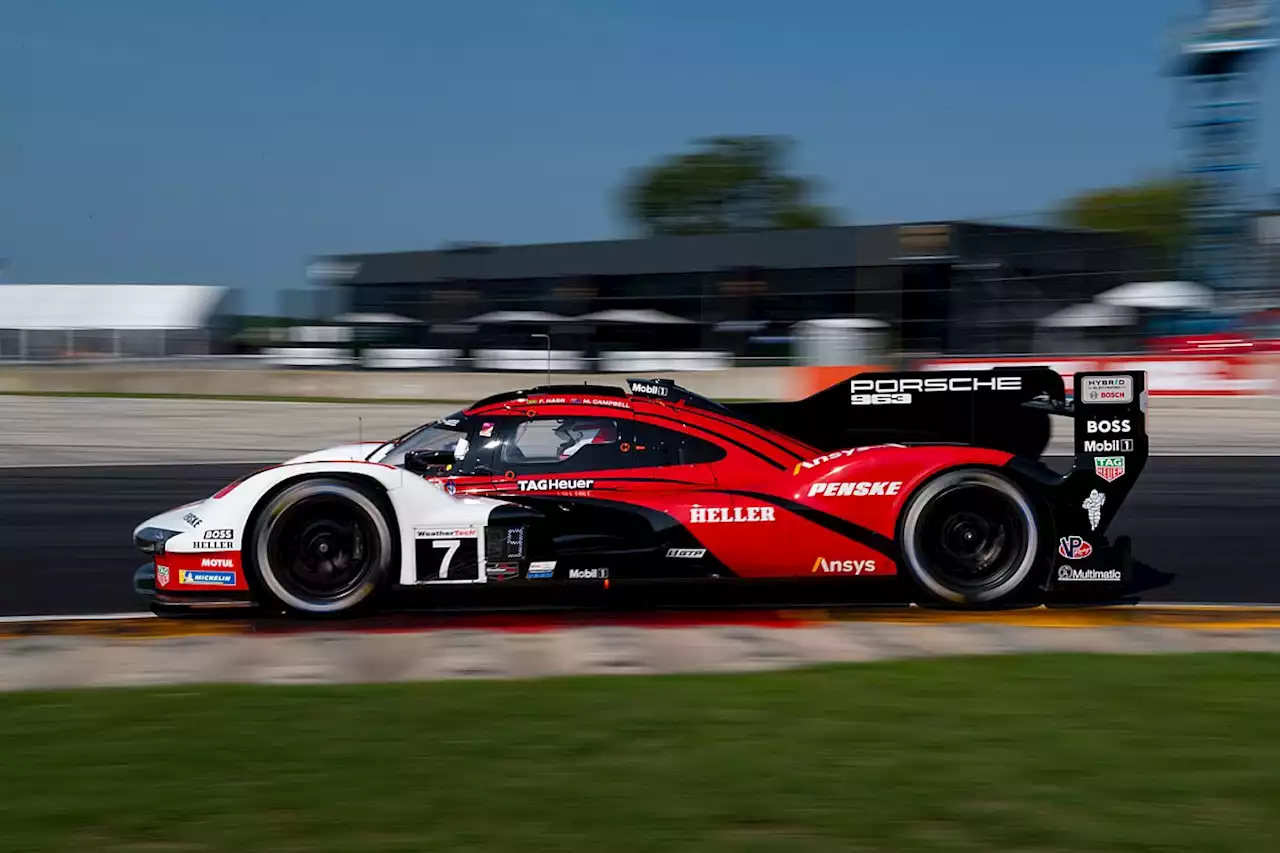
[1057, 536, 1093, 560]
[850, 375, 1021, 405]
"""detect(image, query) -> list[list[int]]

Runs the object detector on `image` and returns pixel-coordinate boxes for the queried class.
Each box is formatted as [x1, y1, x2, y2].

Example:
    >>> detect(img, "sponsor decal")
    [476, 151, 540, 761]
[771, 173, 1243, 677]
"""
[851, 375, 1021, 405]
[1085, 418, 1131, 434]
[203, 529, 234, 541]
[200, 557, 234, 568]
[486, 563, 520, 581]
[807, 481, 902, 498]
[666, 548, 707, 559]
[793, 445, 908, 474]
[526, 560, 556, 580]
[629, 382, 669, 397]
[192, 540, 233, 550]
[1058, 536, 1094, 560]
[1082, 489, 1106, 531]
[1057, 565, 1123, 582]
[1094, 456, 1125, 483]
[1080, 374, 1133, 404]
[156, 565, 170, 587]
[415, 526, 479, 539]
[1083, 438, 1134, 453]
[518, 478, 594, 492]
[441, 418, 460, 426]
[479, 422, 495, 437]
[445, 480, 457, 496]
[177, 569, 237, 587]
[689, 506, 776, 524]
[182, 512, 202, 528]
[811, 557, 877, 575]
[793, 448, 859, 474]
[568, 568, 608, 580]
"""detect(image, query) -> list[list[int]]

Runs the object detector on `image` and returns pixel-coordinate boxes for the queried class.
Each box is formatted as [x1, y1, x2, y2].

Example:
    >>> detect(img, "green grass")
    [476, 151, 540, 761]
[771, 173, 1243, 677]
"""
[2, 654, 1279, 852]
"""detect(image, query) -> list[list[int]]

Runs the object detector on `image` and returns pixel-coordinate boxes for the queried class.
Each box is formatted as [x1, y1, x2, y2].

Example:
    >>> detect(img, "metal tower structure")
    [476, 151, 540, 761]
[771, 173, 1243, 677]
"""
[1173, 0, 1277, 295]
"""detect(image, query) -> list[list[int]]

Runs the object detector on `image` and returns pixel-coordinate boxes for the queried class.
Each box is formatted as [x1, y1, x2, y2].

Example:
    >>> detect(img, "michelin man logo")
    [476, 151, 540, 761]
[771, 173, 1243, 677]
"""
[1082, 489, 1106, 532]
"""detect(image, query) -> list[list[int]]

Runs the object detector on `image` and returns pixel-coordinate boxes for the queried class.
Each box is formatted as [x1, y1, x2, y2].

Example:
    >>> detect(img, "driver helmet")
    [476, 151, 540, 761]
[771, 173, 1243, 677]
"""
[555, 419, 617, 460]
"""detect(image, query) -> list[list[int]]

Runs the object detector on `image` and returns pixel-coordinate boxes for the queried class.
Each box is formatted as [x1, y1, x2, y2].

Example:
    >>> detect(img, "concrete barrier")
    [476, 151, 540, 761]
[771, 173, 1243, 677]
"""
[912, 354, 1280, 396]
[1, 358, 1276, 405]
[0, 365, 795, 402]
[1, 392, 1275, 467]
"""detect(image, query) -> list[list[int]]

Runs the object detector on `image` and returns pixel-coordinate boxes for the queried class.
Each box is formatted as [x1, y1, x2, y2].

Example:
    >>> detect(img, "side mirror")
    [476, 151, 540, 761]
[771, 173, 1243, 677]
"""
[404, 449, 456, 476]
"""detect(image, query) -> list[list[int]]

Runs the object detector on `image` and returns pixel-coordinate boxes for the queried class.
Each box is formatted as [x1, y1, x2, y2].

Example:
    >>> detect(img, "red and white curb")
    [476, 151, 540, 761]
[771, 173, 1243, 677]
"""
[0, 609, 1278, 691]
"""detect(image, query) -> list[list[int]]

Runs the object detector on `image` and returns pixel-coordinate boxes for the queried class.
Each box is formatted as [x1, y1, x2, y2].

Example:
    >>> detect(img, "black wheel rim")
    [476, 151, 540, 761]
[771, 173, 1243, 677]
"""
[265, 494, 379, 602]
[915, 484, 1029, 591]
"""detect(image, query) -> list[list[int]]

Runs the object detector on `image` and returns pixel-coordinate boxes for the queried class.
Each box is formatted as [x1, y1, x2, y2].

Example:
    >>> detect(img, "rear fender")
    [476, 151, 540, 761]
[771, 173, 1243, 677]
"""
[789, 444, 1016, 544]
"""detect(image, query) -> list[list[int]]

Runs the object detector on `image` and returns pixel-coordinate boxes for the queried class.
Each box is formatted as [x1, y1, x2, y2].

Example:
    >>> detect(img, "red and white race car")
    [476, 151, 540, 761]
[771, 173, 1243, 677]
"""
[133, 368, 1148, 615]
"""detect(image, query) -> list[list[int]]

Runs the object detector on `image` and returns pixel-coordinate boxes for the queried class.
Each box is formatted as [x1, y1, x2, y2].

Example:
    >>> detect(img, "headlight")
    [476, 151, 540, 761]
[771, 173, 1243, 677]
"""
[134, 527, 182, 555]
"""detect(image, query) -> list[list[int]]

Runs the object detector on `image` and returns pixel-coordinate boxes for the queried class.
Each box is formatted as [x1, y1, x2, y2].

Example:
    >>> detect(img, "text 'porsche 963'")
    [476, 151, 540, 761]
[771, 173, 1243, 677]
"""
[133, 368, 1149, 615]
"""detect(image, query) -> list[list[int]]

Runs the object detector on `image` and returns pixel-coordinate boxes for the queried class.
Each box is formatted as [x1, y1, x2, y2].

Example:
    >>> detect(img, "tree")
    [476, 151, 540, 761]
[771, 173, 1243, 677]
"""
[621, 135, 838, 237]
[1058, 177, 1192, 263]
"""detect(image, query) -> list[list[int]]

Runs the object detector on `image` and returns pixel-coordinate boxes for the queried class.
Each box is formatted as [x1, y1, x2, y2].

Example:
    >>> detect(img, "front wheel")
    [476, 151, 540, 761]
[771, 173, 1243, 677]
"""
[898, 468, 1042, 607]
[249, 478, 394, 616]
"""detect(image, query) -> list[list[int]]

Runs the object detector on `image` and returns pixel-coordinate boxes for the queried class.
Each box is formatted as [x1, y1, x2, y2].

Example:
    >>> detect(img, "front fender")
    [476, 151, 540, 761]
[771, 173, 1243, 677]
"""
[135, 460, 409, 555]
[135, 460, 514, 599]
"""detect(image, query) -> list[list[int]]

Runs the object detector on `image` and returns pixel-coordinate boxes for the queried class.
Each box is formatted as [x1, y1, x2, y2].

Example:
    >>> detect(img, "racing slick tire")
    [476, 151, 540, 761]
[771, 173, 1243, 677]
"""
[248, 477, 395, 616]
[898, 467, 1042, 608]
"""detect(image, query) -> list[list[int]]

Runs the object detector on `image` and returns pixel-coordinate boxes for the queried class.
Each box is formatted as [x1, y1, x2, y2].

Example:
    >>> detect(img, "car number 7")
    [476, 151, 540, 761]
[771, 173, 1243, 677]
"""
[433, 539, 461, 579]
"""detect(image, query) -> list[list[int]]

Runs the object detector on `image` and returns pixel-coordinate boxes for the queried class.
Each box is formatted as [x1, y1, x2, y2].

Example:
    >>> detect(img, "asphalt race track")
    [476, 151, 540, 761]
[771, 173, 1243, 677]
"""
[0, 458, 1276, 617]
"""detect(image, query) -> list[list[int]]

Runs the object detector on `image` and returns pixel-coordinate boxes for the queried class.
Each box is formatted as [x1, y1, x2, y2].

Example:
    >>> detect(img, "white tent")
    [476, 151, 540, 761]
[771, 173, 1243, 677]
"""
[0, 284, 229, 330]
[1038, 302, 1137, 329]
[576, 309, 692, 325]
[332, 312, 421, 325]
[792, 317, 890, 366]
[1095, 281, 1213, 311]
[792, 317, 890, 331]
[464, 311, 571, 324]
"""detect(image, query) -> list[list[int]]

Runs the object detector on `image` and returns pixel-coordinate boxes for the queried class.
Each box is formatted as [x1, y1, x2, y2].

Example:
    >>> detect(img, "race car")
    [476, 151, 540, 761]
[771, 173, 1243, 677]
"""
[132, 367, 1149, 615]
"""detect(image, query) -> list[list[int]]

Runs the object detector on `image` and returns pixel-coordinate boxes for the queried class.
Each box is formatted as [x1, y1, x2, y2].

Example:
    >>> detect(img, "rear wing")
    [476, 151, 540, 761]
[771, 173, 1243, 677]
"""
[733, 367, 1066, 458]
[733, 367, 1149, 467]
[1060, 370, 1150, 536]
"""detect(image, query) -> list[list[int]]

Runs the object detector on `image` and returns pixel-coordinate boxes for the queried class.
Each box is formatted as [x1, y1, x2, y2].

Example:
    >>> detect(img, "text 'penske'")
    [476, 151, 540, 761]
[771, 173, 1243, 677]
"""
[807, 481, 902, 497]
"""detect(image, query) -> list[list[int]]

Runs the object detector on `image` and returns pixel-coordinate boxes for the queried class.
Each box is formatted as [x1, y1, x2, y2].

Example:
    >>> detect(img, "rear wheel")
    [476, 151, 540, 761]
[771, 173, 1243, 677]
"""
[899, 468, 1041, 607]
[250, 478, 394, 616]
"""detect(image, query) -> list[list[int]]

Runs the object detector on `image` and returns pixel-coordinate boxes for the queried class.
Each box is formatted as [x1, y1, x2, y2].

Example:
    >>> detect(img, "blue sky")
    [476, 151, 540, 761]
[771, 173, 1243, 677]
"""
[3, 0, 1276, 311]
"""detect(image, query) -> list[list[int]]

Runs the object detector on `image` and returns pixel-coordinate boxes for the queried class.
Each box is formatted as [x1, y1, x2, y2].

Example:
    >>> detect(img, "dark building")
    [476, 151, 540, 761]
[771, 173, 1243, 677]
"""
[312, 221, 1163, 358]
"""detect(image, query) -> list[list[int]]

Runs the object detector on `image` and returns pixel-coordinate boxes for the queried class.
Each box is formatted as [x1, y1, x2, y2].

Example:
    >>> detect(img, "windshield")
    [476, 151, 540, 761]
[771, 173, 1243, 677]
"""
[375, 412, 469, 467]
